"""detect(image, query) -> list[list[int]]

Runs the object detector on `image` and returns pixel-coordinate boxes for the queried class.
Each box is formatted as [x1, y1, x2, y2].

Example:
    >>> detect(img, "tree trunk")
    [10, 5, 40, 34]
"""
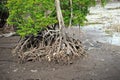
[55, 0, 65, 30]
[69, 0, 73, 27]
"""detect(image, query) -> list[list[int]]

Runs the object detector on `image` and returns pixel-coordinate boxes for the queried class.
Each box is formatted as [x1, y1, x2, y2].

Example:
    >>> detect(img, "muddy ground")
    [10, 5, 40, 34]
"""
[0, 33, 120, 80]
[0, 2, 120, 80]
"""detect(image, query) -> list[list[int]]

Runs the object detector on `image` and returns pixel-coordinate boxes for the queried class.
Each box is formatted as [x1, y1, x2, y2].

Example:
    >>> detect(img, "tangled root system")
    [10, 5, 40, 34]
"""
[12, 26, 85, 63]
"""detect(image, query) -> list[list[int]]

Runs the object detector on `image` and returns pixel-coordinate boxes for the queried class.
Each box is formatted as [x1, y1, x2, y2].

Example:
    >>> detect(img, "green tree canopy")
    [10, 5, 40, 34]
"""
[7, 0, 107, 37]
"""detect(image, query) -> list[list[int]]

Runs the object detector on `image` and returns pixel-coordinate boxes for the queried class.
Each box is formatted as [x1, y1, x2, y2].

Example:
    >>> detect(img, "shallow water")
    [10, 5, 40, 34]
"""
[103, 33, 120, 46]
[82, 2, 120, 46]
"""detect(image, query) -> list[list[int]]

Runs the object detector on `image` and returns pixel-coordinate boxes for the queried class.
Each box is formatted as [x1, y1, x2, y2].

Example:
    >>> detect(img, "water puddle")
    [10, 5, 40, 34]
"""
[107, 33, 120, 45]
[98, 32, 120, 46]
[82, 2, 120, 46]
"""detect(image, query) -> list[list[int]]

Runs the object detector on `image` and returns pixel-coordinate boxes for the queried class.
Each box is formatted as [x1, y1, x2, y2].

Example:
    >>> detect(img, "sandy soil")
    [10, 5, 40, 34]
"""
[0, 34, 120, 80]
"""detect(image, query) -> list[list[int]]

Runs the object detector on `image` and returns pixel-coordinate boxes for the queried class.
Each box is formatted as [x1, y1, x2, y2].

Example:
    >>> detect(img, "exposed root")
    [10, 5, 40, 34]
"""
[12, 27, 85, 63]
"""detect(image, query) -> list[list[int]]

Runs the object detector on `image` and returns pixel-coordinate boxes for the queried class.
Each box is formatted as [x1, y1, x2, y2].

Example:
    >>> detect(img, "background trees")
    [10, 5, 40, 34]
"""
[0, 0, 9, 28]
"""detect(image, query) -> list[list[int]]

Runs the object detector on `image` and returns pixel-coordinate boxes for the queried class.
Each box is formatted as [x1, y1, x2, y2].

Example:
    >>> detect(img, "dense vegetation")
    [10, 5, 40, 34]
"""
[6, 0, 107, 63]
[7, 0, 106, 37]
[0, 0, 9, 28]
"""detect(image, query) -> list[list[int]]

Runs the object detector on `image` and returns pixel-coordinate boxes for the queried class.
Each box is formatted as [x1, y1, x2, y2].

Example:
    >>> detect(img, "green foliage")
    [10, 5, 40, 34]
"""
[61, 0, 107, 26]
[7, 0, 57, 37]
[7, 0, 107, 37]
[0, 0, 8, 18]
[101, 0, 107, 6]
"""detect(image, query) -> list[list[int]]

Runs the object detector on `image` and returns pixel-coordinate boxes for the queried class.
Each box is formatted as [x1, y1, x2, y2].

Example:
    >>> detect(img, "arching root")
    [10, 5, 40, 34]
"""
[12, 28, 85, 63]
